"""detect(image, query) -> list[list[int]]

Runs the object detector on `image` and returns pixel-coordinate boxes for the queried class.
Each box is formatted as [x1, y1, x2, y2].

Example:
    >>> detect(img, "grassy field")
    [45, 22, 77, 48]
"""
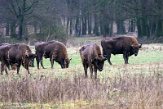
[0, 37, 163, 109]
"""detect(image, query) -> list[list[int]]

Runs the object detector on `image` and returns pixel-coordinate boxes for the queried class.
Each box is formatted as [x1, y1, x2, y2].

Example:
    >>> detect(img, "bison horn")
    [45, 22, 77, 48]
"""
[139, 43, 142, 48]
[103, 57, 107, 61]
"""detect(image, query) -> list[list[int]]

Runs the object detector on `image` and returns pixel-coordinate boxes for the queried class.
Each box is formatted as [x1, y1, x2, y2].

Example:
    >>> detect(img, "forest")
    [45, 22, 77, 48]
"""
[0, 0, 163, 42]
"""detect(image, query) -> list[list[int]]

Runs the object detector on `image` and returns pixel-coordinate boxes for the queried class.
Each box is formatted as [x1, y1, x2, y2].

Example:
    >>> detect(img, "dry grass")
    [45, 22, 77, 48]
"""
[0, 63, 162, 109]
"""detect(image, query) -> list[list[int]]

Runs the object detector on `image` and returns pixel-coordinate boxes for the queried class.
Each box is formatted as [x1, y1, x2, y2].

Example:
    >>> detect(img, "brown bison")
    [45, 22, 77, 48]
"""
[0, 43, 35, 75]
[101, 36, 142, 65]
[35, 41, 55, 69]
[35, 40, 71, 69]
[0, 44, 12, 74]
[79, 44, 106, 79]
[43, 41, 71, 69]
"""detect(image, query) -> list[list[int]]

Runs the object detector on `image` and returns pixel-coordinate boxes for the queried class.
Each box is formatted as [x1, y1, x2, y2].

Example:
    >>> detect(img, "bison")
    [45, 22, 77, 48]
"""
[79, 44, 106, 79]
[101, 36, 142, 65]
[35, 41, 55, 69]
[43, 41, 71, 69]
[0, 43, 35, 75]
[0, 44, 12, 74]
[35, 40, 71, 69]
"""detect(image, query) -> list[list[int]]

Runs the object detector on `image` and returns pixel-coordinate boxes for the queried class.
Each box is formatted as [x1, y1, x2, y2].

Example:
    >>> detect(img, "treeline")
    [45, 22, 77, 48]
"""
[0, 0, 163, 41]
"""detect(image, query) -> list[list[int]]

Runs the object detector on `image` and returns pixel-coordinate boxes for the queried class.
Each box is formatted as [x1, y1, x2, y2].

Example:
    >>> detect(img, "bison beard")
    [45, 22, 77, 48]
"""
[79, 44, 106, 79]
[101, 36, 142, 65]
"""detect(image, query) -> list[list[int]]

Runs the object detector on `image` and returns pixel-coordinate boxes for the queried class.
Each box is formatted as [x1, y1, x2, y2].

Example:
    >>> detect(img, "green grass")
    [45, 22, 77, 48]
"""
[25, 44, 163, 80]
[38, 48, 163, 68]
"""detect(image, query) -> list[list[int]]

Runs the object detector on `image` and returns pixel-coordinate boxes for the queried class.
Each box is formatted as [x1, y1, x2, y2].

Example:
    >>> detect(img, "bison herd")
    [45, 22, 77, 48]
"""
[0, 36, 142, 79]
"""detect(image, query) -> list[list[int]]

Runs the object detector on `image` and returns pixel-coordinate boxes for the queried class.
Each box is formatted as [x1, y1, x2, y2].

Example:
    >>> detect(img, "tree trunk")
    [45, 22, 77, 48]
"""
[88, 15, 92, 34]
[156, 19, 163, 37]
[128, 19, 135, 32]
[116, 20, 125, 34]
[93, 14, 99, 36]
[69, 18, 73, 35]
[141, 17, 149, 37]
[75, 17, 80, 36]
[82, 17, 87, 35]
[102, 17, 113, 37]
[10, 21, 16, 38]
[33, 23, 37, 34]
[136, 17, 150, 37]
[66, 18, 70, 35]
[136, 18, 143, 37]
[5, 23, 9, 36]
[18, 16, 24, 40]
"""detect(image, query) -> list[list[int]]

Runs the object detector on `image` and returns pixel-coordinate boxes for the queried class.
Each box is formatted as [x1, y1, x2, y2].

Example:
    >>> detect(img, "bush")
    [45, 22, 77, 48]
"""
[29, 25, 68, 45]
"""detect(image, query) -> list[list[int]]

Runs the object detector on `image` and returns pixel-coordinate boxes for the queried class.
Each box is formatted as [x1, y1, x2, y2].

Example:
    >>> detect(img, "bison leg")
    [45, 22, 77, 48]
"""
[5, 62, 10, 70]
[36, 55, 45, 69]
[23, 64, 30, 74]
[36, 56, 40, 69]
[89, 65, 93, 78]
[107, 53, 112, 65]
[123, 53, 129, 64]
[16, 63, 21, 75]
[1, 63, 4, 75]
[94, 67, 97, 79]
[50, 58, 54, 69]
[40, 60, 46, 69]
[83, 63, 88, 78]
[26, 67, 30, 74]
[23, 62, 30, 74]
[1, 63, 8, 75]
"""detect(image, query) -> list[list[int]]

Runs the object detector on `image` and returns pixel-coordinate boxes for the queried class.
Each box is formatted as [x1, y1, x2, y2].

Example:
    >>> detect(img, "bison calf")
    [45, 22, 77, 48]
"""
[79, 44, 106, 79]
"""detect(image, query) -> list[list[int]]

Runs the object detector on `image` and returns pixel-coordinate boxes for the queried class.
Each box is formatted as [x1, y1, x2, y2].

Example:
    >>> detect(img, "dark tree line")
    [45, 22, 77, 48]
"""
[0, 0, 163, 41]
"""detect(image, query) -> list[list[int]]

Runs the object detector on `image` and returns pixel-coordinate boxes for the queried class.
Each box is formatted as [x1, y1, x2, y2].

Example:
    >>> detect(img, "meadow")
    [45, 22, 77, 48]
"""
[0, 37, 163, 109]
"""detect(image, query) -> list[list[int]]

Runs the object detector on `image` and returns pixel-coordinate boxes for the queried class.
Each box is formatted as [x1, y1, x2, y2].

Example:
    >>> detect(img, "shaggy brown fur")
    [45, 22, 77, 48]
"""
[0, 44, 12, 74]
[43, 41, 71, 69]
[79, 44, 106, 79]
[101, 36, 142, 65]
[1, 43, 35, 75]
[35, 41, 57, 69]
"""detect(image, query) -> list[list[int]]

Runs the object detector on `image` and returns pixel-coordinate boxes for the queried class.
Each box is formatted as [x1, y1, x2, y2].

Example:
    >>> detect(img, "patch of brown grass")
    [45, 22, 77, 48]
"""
[0, 64, 162, 109]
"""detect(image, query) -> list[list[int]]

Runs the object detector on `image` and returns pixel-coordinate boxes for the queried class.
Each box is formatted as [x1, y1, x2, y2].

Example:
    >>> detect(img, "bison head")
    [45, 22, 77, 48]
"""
[131, 43, 142, 56]
[60, 58, 71, 69]
[92, 56, 107, 71]
[25, 53, 36, 67]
